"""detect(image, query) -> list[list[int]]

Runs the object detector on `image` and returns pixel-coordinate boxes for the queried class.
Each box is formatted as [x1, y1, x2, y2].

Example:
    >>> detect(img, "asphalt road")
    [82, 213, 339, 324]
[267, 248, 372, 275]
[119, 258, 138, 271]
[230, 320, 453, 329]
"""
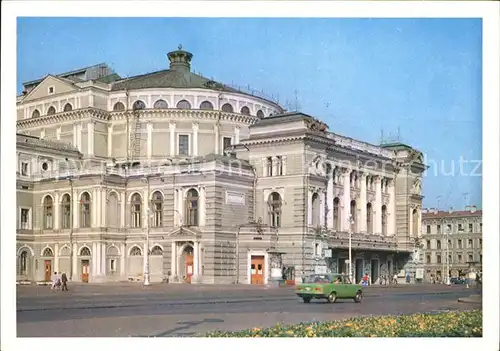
[16, 284, 480, 337]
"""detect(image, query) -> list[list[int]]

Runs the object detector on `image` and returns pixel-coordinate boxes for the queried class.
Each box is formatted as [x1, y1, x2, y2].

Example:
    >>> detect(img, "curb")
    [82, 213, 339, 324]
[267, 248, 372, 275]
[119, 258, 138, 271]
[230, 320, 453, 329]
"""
[458, 295, 482, 304]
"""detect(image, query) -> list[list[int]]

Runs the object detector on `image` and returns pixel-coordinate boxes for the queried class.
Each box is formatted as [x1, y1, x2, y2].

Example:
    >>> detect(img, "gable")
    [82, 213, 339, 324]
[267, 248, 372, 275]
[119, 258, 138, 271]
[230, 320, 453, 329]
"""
[22, 75, 80, 103]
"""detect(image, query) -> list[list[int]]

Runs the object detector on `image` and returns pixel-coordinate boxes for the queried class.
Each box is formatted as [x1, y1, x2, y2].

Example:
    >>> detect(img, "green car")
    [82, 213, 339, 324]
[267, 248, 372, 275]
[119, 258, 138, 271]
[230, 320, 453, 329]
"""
[295, 273, 363, 304]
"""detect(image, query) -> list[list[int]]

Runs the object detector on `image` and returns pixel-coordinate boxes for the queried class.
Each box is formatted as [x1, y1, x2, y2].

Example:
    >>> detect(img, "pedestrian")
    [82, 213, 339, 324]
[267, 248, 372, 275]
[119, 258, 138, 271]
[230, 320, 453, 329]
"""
[61, 272, 69, 291]
[362, 273, 369, 287]
[393, 273, 398, 285]
[406, 273, 411, 284]
[51, 271, 60, 291]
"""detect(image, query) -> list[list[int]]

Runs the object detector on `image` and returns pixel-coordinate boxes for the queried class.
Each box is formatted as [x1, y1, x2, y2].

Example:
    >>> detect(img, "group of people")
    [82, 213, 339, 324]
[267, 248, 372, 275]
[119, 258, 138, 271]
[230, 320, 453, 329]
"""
[50, 271, 69, 291]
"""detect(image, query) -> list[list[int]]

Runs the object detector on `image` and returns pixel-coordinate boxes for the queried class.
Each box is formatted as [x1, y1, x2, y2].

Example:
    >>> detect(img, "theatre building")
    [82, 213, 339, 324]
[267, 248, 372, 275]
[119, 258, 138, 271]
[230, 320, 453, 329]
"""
[16, 47, 426, 284]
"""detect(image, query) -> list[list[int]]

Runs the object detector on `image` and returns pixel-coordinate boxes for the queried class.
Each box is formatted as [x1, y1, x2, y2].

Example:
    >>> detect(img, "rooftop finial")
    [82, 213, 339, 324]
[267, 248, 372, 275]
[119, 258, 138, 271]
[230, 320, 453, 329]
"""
[178, 44, 183, 50]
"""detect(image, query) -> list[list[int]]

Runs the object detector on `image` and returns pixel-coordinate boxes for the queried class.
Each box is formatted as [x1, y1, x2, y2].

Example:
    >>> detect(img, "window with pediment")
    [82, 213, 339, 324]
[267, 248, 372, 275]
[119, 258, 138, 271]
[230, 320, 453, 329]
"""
[80, 192, 91, 228]
[61, 194, 71, 229]
[311, 193, 320, 228]
[185, 189, 199, 227]
[333, 197, 340, 231]
[381, 205, 388, 235]
[131, 193, 142, 228]
[350, 200, 357, 232]
[43, 196, 53, 229]
[152, 191, 163, 227]
[268, 192, 282, 228]
[366, 203, 373, 234]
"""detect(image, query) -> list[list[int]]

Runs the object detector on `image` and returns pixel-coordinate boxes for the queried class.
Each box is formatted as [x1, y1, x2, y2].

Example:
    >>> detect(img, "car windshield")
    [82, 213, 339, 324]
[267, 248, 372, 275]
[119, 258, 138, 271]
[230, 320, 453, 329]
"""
[303, 274, 333, 283]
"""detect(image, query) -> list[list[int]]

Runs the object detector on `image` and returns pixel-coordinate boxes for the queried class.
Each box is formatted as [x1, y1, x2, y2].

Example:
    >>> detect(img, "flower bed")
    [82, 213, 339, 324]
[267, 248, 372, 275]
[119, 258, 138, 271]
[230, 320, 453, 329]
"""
[205, 310, 482, 337]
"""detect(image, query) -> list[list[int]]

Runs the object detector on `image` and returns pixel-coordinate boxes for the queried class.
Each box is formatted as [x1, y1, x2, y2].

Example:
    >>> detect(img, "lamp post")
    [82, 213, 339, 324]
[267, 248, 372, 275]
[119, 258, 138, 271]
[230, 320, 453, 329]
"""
[68, 177, 74, 281]
[445, 227, 450, 285]
[142, 176, 151, 286]
[348, 214, 354, 284]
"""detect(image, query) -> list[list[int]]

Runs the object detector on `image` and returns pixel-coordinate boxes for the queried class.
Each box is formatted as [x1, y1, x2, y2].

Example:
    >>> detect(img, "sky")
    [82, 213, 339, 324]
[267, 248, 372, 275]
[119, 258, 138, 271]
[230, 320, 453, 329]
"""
[16, 17, 482, 210]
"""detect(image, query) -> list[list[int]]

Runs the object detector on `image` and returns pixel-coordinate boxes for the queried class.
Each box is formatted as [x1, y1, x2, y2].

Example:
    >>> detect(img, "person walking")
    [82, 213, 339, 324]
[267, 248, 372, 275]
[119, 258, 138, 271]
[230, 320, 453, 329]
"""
[61, 272, 69, 291]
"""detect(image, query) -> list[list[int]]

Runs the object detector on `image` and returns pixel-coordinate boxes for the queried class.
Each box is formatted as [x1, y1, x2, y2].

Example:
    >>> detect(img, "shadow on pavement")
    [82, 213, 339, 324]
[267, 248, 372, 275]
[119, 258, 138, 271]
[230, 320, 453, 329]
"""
[150, 318, 225, 337]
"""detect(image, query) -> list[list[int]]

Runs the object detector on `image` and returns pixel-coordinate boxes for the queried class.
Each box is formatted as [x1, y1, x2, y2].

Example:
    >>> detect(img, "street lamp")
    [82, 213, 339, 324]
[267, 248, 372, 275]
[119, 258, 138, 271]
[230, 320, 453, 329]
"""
[347, 214, 354, 284]
[445, 227, 451, 285]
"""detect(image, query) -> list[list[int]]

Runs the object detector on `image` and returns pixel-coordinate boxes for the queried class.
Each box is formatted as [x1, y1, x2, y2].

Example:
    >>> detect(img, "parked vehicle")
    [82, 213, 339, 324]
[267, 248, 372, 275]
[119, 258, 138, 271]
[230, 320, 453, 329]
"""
[295, 273, 363, 304]
[450, 277, 466, 284]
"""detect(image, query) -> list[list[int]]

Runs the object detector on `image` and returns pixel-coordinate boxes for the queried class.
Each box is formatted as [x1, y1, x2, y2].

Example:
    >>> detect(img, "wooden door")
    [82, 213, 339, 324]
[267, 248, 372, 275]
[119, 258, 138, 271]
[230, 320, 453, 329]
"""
[81, 260, 90, 283]
[250, 256, 265, 285]
[185, 254, 193, 283]
[44, 260, 52, 281]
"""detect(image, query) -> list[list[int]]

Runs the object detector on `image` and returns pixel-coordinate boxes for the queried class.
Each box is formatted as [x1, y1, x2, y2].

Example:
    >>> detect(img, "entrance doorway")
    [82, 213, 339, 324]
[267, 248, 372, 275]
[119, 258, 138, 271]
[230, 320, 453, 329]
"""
[44, 260, 52, 281]
[355, 259, 364, 284]
[183, 246, 194, 283]
[371, 260, 379, 284]
[250, 255, 265, 284]
[81, 260, 90, 283]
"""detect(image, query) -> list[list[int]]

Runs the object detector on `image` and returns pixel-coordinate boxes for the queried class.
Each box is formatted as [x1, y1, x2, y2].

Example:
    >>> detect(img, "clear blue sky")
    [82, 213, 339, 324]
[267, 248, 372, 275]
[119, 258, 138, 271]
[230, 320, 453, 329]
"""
[17, 17, 482, 210]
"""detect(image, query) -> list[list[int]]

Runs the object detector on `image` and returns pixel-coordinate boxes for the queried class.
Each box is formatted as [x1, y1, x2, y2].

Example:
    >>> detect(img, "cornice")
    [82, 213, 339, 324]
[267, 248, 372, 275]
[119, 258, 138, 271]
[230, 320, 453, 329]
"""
[17, 108, 110, 129]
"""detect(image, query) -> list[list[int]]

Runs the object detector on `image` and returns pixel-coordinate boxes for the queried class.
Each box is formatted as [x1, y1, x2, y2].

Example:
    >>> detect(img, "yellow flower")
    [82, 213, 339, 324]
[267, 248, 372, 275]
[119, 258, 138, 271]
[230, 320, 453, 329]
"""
[345, 322, 353, 327]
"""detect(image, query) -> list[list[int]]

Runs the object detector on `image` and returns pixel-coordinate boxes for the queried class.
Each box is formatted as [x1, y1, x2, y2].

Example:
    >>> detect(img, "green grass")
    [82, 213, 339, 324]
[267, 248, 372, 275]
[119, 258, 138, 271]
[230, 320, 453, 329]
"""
[204, 310, 482, 337]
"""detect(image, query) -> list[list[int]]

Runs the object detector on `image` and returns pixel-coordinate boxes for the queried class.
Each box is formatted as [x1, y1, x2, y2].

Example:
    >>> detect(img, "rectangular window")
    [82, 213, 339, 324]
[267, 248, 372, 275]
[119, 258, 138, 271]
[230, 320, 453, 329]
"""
[479, 239, 482, 247]
[426, 225, 431, 234]
[276, 156, 283, 176]
[21, 162, 29, 176]
[48, 86, 54, 94]
[479, 223, 482, 232]
[437, 255, 441, 264]
[110, 259, 116, 272]
[458, 239, 462, 249]
[458, 224, 463, 231]
[479, 254, 482, 263]
[468, 223, 473, 232]
[426, 240, 431, 249]
[426, 255, 431, 264]
[436, 240, 441, 250]
[437, 224, 441, 233]
[448, 239, 452, 249]
[447, 224, 452, 232]
[266, 157, 273, 176]
[448, 255, 452, 264]
[178, 135, 189, 156]
[468, 254, 473, 262]
[222, 137, 232, 152]
[457, 255, 462, 263]
[20, 208, 30, 229]
[468, 239, 473, 248]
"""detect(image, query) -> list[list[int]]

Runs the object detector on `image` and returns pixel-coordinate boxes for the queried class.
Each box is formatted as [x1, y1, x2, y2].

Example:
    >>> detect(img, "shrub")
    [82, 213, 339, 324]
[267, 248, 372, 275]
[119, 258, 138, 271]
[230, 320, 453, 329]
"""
[204, 310, 482, 337]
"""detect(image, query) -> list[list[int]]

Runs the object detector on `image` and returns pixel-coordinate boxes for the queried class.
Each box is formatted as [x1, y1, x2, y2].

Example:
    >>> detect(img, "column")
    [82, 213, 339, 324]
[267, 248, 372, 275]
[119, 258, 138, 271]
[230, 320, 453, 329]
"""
[100, 188, 106, 227]
[54, 192, 60, 230]
[96, 188, 101, 227]
[73, 123, 78, 148]
[92, 242, 97, 277]
[120, 243, 126, 277]
[282, 156, 287, 175]
[214, 124, 220, 154]
[147, 122, 153, 160]
[374, 176, 382, 235]
[326, 170, 334, 229]
[120, 192, 126, 227]
[272, 157, 278, 176]
[171, 242, 177, 278]
[107, 125, 113, 157]
[359, 173, 367, 233]
[342, 168, 351, 231]
[87, 122, 94, 157]
[72, 243, 78, 281]
[234, 126, 240, 144]
[92, 188, 98, 227]
[389, 179, 396, 236]
[192, 122, 199, 156]
[54, 243, 60, 273]
[193, 241, 199, 278]
[169, 122, 176, 156]
[73, 189, 79, 229]
[319, 190, 326, 228]
[101, 243, 106, 276]
[307, 188, 313, 226]
[143, 184, 150, 229]
[56, 127, 61, 141]
[199, 187, 206, 227]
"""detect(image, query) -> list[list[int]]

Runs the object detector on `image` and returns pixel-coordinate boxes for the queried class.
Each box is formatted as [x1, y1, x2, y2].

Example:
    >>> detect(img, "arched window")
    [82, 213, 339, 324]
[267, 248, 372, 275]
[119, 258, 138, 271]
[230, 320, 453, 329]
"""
[221, 103, 233, 113]
[381, 205, 388, 235]
[133, 100, 146, 110]
[61, 194, 71, 229]
[153, 99, 168, 109]
[152, 191, 163, 227]
[185, 189, 199, 226]
[80, 247, 91, 256]
[412, 209, 419, 237]
[130, 246, 142, 256]
[268, 192, 282, 228]
[366, 203, 373, 234]
[151, 246, 163, 256]
[176, 100, 191, 109]
[80, 192, 91, 228]
[350, 200, 357, 232]
[113, 102, 125, 111]
[107, 192, 119, 227]
[199, 101, 214, 110]
[333, 197, 340, 231]
[131, 193, 142, 228]
[256, 110, 264, 118]
[42, 247, 54, 257]
[43, 196, 53, 229]
[32, 109, 40, 118]
[311, 193, 320, 227]
[240, 106, 250, 115]
[63, 103, 73, 112]
[20, 251, 28, 275]
[47, 106, 56, 115]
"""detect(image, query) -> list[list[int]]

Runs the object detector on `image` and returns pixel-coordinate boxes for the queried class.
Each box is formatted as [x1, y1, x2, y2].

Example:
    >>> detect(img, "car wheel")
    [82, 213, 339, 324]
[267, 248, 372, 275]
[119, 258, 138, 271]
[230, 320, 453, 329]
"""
[327, 292, 337, 303]
[354, 290, 362, 303]
[303, 297, 312, 303]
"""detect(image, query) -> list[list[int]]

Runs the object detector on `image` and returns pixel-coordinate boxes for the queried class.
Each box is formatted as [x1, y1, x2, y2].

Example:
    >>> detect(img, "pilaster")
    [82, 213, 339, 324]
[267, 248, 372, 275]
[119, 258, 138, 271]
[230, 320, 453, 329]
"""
[374, 176, 382, 235]
[87, 121, 94, 156]
[169, 122, 176, 156]
[192, 122, 199, 156]
[107, 125, 113, 157]
[359, 173, 367, 233]
[342, 168, 351, 231]
[147, 122, 153, 159]
[326, 171, 334, 229]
